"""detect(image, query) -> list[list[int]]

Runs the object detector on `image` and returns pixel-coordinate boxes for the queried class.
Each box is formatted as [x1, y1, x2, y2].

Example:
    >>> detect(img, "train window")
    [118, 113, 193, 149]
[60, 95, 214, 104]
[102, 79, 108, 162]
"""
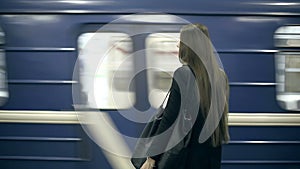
[0, 26, 8, 106]
[146, 33, 181, 108]
[78, 33, 135, 109]
[274, 26, 300, 111]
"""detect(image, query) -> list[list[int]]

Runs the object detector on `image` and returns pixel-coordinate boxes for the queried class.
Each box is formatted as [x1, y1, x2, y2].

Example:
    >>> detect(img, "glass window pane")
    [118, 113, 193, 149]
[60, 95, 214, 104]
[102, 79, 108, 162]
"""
[286, 54, 300, 68]
[275, 25, 300, 110]
[78, 33, 135, 109]
[285, 72, 300, 92]
[0, 31, 4, 44]
[0, 27, 8, 106]
[275, 53, 300, 111]
[146, 33, 181, 108]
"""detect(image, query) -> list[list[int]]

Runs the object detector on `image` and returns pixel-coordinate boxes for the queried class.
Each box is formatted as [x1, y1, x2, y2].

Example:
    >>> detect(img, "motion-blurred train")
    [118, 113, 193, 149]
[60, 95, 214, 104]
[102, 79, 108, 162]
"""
[0, 0, 300, 169]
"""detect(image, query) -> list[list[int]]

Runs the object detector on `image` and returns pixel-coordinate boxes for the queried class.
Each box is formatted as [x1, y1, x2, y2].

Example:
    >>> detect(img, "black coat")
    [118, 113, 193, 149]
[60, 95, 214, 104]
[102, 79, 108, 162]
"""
[150, 66, 222, 169]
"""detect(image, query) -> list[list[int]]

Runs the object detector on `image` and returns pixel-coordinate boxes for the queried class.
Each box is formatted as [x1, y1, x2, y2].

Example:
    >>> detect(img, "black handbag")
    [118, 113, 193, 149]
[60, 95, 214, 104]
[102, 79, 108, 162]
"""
[156, 134, 191, 169]
[131, 66, 195, 169]
[131, 98, 193, 169]
[131, 91, 170, 168]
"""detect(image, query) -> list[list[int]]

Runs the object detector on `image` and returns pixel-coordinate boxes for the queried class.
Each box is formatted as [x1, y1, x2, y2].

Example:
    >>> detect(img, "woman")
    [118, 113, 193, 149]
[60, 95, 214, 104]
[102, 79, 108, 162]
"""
[141, 24, 230, 169]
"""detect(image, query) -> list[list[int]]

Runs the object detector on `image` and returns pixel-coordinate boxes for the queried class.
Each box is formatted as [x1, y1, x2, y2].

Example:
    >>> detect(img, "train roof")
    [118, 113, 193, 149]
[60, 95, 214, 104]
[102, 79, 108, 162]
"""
[0, 0, 300, 16]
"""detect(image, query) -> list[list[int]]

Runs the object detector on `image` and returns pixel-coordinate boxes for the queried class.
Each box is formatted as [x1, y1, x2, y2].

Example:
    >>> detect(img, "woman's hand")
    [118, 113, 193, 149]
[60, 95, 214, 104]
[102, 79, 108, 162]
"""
[140, 157, 155, 169]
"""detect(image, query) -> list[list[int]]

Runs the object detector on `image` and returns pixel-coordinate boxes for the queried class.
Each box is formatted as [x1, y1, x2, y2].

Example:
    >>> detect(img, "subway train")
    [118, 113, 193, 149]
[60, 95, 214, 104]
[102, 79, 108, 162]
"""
[0, 0, 300, 169]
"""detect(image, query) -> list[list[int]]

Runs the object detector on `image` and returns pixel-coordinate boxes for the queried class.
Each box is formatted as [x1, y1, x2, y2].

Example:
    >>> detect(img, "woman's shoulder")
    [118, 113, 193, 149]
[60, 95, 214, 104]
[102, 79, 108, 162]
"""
[174, 65, 191, 76]
[173, 65, 194, 84]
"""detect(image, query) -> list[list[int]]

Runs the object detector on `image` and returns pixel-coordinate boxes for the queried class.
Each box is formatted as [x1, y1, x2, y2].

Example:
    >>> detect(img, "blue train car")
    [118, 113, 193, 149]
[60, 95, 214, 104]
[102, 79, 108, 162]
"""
[0, 0, 300, 169]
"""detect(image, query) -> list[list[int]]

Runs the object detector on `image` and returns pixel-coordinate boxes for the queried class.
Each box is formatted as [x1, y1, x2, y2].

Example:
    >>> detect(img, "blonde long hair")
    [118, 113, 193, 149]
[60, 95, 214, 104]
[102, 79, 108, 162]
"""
[179, 24, 230, 147]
